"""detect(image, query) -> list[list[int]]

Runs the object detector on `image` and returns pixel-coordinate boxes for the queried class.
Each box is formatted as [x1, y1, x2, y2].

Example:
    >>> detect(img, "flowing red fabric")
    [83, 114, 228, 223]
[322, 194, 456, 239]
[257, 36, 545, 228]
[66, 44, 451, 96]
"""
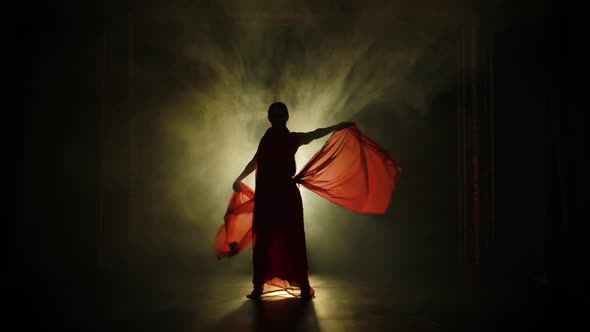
[214, 182, 255, 259]
[294, 124, 402, 213]
[215, 124, 402, 260]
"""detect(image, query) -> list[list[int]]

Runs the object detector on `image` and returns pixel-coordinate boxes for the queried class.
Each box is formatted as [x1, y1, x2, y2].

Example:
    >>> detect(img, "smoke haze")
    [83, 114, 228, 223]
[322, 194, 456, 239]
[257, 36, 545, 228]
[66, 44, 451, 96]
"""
[22, 0, 472, 278]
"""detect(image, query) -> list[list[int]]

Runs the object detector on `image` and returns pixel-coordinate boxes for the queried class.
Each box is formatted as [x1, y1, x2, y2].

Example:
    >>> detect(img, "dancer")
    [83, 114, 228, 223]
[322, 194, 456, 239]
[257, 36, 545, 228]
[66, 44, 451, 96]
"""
[232, 102, 352, 299]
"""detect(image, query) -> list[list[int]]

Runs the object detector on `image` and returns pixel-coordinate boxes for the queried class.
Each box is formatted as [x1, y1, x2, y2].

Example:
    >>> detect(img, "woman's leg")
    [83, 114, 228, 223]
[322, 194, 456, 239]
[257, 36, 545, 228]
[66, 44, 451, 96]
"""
[248, 229, 268, 299]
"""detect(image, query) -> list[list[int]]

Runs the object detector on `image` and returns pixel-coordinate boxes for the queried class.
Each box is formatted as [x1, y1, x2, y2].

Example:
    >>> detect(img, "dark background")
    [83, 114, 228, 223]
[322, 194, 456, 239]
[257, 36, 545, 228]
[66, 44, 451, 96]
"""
[11, 0, 585, 330]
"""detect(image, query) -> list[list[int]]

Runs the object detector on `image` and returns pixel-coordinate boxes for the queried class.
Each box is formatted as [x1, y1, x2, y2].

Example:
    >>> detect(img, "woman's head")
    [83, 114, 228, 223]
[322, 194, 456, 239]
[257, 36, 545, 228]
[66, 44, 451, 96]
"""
[268, 102, 289, 127]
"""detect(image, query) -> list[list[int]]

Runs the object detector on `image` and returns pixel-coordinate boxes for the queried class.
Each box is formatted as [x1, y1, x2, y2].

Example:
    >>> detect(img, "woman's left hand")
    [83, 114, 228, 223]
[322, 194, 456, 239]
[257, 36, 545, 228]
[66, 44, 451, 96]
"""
[336, 122, 354, 130]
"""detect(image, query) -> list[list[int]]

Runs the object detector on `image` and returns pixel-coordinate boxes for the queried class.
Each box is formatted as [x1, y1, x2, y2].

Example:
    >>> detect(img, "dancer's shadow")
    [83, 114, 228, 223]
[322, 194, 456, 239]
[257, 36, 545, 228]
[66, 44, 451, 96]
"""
[206, 296, 321, 332]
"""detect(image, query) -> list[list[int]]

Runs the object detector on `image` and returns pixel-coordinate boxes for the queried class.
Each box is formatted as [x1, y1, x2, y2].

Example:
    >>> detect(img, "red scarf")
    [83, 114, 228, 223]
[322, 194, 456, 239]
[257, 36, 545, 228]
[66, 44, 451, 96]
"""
[215, 124, 402, 259]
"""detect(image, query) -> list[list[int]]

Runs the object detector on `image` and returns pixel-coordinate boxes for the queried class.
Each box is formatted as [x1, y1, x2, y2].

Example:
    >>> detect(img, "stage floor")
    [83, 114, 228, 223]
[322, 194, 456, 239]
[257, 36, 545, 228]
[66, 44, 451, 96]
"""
[20, 271, 583, 332]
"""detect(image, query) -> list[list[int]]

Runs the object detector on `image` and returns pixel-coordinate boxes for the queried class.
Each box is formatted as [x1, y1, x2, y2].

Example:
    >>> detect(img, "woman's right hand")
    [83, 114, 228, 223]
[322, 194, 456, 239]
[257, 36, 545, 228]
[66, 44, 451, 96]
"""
[232, 180, 241, 192]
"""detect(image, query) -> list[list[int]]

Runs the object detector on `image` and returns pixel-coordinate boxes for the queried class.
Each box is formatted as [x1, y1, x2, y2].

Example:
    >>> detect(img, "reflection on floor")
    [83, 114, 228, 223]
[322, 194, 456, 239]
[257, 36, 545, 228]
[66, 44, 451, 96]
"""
[22, 272, 583, 332]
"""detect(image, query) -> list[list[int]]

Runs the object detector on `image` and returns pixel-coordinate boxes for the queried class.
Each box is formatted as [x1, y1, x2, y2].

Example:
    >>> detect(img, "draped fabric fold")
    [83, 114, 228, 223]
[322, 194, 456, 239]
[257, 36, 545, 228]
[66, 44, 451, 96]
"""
[294, 124, 402, 214]
[214, 182, 255, 259]
[215, 124, 402, 260]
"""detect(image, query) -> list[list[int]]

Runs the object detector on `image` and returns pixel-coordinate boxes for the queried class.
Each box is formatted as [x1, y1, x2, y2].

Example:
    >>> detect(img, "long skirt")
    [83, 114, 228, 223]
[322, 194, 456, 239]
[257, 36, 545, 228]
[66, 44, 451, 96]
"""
[252, 181, 313, 296]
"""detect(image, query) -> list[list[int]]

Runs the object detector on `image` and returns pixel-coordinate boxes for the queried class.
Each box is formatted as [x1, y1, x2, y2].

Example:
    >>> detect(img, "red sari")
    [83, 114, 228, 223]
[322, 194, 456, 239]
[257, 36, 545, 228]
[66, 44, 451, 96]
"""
[215, 124, 402, 296]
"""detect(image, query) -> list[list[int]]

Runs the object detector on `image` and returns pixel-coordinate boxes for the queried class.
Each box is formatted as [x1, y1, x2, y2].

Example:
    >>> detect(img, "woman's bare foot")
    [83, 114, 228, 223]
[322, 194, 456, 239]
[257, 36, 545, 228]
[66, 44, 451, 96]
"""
[246, 288, 262, 299]
[300, 288, 314, 300]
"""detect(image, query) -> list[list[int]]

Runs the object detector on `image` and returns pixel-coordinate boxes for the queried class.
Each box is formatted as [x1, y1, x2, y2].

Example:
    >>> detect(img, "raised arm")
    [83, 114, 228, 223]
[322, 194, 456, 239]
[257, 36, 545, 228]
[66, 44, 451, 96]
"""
[232, 154, 257, 192]
[299, 122, 354, 145]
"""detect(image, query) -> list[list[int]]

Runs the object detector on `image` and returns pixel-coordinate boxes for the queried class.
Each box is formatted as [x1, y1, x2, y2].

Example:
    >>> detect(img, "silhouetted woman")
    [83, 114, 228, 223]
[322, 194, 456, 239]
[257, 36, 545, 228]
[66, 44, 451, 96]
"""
[232, 102, 352, 299]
